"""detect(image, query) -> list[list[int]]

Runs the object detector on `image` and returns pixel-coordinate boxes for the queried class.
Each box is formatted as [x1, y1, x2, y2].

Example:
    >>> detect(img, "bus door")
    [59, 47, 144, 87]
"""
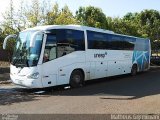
[41, 63, 57, 87]
[41, 34, 57, 87]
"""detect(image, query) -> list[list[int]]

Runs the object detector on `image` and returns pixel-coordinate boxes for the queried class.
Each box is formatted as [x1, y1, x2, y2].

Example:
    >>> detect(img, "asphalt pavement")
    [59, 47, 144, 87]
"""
[0, 67, 160, 114]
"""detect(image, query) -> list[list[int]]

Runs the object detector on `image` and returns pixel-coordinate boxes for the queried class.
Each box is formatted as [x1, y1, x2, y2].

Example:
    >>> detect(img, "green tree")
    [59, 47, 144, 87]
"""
[45, 2, 60, 25]
[55, 5, 78, 25]
[109, 10, 160, 50]
[1, 0, 16, 34]
[76, 6, 107, 29]
[14, 0, 28, 31]
[25, 0, 41, 27]
[1, 0, 17, 53]
[138, 10, 160, 41]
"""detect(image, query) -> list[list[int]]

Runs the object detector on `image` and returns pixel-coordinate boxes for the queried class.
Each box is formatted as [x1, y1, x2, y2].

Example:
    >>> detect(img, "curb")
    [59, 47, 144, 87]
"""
[0, 80, 12, 84]
[150, 66, 160, 70]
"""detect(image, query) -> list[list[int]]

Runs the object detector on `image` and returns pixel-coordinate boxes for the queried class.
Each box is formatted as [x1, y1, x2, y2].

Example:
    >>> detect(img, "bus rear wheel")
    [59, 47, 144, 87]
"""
[70, 70, 84, 88]
[131, 65, 137, 76]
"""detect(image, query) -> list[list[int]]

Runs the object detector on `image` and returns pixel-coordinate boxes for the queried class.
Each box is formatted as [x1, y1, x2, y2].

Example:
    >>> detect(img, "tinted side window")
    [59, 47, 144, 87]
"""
[107, 34, 135, 50]
[43, 34, 57, 62]
[144, 39, 150, 51]
[135, 38, 149, 51]
[66, 30, 85, 51]
[108, 34, 124, 50]
[56, 29, 85, 57]
[56, 29, 85, 50]
[123, 37, 136, 50]
[87, 31, 135, 50]
[87, 31, 109, 49]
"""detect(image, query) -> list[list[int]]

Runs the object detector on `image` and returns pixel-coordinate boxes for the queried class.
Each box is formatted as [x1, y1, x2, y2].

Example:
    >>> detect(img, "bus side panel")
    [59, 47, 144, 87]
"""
[132, 51, 150, 72]
[120, 60, 132, 74]
[107, 60, 122, 77]
[86, 49, 133, 79]
[85, 49, 108, 80]
[107, 60, 132, 77]
[94, 61, 107, 79]
[106, 50, 133, 77]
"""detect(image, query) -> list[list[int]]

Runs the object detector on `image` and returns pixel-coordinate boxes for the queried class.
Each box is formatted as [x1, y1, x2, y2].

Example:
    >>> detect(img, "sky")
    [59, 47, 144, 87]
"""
[0, 0, 160, 22]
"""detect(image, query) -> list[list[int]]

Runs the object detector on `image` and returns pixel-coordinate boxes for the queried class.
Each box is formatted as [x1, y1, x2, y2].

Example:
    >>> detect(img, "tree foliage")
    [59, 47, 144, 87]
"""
[44, 2, 59, 25]
[106, 9, 160, 45]
[76, 6, 107, 29]
[0, 0, 160, 55]
[55, 5, 78, 25]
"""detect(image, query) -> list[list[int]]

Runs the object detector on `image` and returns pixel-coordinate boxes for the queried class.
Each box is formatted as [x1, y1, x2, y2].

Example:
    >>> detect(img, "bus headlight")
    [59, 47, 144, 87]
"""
[27, 72, 39, 79]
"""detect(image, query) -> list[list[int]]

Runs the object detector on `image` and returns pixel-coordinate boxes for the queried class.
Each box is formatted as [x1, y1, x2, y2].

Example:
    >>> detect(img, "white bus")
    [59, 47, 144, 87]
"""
[3, 25, 151, 88]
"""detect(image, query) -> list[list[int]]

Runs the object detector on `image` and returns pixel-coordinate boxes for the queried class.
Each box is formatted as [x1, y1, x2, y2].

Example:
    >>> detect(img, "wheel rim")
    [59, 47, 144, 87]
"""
[73, 75, 81, 83]
[132, 66, 137, 75]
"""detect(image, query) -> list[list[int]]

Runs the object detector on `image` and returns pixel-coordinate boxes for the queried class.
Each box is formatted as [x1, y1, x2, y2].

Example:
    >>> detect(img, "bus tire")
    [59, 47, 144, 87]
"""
[70, 70, 84, 88]
[131, 64, 137, 76]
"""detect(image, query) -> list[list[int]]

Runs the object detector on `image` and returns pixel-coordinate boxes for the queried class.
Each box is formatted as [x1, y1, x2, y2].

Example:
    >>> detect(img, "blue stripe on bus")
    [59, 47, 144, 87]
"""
[132, 51, 150, 71]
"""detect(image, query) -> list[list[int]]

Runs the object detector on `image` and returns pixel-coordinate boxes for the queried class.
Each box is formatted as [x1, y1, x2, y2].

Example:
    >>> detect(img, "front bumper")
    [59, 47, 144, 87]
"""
[10, 74, 43, 88]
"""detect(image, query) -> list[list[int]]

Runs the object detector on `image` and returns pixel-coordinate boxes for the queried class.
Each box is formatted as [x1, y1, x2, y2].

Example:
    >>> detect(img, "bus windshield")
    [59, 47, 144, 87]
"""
[11, 31, 43, 67]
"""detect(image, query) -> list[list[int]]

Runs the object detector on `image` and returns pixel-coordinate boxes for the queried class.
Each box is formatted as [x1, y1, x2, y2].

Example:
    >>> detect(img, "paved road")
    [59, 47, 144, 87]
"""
[0, 67, 160, 114]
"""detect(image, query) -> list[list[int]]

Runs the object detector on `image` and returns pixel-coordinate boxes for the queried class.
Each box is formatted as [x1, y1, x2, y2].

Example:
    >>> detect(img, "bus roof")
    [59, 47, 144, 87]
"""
[23, 25, 149, 40]
[23, 25, 114, 34]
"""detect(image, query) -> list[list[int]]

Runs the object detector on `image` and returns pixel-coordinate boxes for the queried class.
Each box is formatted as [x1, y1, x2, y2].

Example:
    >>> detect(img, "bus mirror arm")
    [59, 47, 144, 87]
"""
[3, 34, 17, 49]
[30, 31, 43, 48]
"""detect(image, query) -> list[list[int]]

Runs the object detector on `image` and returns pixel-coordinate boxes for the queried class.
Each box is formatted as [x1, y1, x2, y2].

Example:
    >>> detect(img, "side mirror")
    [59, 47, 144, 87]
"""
[3, 34, 17, 49]
[30, 31, 43, 48]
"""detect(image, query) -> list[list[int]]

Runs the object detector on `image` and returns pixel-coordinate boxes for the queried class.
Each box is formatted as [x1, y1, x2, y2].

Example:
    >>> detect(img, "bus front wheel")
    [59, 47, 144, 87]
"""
[70, 70, 84, 88]
[131, 65, 137, 76]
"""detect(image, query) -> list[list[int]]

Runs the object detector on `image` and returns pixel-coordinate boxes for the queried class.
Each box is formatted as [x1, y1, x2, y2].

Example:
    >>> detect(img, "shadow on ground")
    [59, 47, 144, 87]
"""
[0, 67, 160, 105]
[0, 87, 50, 105]
[47, 68, 160, 100]
[0, 88, 34, 105]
